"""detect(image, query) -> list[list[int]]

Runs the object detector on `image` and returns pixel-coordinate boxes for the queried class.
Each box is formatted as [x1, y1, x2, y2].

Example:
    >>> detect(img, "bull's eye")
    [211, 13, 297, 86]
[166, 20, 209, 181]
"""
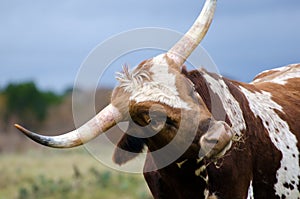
[148, 104, 167, 132]
[150, 119, 165, 132]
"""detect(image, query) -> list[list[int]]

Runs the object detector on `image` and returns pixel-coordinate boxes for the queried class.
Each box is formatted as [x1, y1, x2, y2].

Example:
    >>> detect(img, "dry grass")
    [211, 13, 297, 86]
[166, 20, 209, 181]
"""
[0, 148, 151, 199]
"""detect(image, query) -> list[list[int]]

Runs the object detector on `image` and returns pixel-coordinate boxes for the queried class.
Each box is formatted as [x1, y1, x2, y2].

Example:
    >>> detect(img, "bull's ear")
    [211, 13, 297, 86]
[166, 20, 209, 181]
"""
[199, 121, 234, 159]
[113, 134, 145, 165]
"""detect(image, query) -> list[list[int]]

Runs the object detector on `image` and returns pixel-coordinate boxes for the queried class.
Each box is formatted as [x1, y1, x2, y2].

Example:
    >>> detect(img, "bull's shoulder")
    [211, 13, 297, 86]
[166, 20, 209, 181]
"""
[251, 63, 300, 85]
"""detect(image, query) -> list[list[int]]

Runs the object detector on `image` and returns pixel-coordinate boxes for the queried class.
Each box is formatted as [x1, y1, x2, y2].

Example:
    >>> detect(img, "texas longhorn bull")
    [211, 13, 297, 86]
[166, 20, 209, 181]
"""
[15, 0, 300, 198]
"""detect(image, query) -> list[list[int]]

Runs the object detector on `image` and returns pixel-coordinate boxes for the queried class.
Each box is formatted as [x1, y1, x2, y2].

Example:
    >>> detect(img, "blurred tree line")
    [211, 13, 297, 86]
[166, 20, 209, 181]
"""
[0, 81, 65, 131]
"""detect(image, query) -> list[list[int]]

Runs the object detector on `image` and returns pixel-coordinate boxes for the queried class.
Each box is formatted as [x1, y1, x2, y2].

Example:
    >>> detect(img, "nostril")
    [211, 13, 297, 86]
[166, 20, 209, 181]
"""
[203, 137, 218, 145]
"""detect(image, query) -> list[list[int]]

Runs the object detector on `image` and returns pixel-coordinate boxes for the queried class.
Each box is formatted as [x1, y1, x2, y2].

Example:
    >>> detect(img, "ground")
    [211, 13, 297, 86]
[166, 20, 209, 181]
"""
[0, 148, 151, 199]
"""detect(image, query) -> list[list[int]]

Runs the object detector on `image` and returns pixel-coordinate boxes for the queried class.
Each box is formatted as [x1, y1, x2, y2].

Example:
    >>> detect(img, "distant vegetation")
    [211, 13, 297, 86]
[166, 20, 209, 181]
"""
[0, 81, 64, 129]
[0, 80, 113, 152]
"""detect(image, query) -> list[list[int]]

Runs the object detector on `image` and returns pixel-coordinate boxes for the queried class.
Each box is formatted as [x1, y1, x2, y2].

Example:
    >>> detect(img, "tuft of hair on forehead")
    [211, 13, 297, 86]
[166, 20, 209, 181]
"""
[115, 64, 152, 93]
[114, 59, 191, 110]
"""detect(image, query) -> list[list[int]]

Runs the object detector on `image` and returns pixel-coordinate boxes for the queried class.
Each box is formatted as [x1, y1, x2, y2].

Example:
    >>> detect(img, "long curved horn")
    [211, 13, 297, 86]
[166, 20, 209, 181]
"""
[167, 0, 217, 68]
[15, 104, 122, 148]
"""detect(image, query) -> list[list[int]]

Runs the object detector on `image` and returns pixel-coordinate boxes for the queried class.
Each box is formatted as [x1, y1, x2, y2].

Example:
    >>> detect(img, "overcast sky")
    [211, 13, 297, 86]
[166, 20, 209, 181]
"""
[1, 0, 300, 93]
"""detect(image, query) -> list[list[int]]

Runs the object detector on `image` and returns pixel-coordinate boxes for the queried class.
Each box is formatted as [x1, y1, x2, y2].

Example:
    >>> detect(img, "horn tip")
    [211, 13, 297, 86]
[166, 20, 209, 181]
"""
[15, 123, 37, 140]
[14, 123, 57, 147]
[14, 124, 27, 133]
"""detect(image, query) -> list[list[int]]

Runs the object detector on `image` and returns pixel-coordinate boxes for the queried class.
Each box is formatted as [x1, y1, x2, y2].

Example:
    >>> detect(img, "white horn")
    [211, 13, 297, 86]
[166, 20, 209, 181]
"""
[167, 0, 217, 68]
[15, 104, 122, 148]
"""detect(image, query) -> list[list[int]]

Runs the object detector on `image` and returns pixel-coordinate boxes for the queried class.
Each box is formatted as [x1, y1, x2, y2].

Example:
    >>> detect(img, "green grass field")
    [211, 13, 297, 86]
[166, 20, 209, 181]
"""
[0, 149, 151, 199]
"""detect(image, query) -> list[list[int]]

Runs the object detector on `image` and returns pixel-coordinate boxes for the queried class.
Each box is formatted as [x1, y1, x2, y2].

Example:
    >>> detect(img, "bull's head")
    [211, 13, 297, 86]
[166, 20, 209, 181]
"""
[15, 0, 233, 165]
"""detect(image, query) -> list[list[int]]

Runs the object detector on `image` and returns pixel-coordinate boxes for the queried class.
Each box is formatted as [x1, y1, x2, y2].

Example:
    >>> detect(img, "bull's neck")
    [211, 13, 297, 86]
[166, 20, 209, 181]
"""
[183, 68, 248, 137]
